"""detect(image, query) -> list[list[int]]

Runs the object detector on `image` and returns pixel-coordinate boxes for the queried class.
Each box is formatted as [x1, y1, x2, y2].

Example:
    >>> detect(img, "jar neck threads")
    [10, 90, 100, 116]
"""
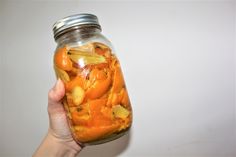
[55, 26, 101, 46]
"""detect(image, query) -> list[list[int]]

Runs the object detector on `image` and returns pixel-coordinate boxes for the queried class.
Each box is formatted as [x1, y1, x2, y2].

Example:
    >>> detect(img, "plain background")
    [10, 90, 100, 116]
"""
[0, 0, 235, 157]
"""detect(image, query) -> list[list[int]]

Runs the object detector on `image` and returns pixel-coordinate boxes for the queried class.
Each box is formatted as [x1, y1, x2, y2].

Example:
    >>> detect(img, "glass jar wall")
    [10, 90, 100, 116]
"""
[52, 14, 132, 145]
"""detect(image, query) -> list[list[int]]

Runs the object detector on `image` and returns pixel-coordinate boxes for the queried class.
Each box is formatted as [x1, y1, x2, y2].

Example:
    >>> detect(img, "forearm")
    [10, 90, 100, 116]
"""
[33, 131, 82, 157]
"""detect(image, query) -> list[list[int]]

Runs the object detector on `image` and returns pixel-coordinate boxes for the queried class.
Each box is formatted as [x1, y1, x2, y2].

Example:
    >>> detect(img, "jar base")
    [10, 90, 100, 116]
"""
[78, 127, 130, 146]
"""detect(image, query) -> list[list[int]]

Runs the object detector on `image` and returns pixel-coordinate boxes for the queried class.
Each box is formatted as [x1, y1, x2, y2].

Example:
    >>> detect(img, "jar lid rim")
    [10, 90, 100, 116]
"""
[53, 13, 101, 39]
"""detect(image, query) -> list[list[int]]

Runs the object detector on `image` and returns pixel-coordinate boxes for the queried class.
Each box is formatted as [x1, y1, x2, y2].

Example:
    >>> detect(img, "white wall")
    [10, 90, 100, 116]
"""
[0, 0, 235, 157]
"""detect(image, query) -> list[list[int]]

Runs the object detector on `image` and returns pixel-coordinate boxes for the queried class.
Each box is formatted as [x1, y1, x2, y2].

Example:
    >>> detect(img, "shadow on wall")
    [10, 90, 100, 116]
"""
[78, 130, 132, 157]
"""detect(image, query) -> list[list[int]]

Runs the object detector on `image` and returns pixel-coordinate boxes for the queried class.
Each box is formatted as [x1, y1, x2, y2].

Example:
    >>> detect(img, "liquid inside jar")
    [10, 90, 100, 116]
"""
[54, 42, 132, 144]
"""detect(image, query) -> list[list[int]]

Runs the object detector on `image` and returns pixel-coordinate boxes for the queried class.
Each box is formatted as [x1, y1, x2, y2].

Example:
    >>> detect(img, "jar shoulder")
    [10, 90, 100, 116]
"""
[56, 33, 115, 53]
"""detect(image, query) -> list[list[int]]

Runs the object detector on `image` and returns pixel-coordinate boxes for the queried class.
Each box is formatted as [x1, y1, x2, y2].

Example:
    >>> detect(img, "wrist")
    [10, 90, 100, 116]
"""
[47, 129, 83, 155]
[33, 130, 82, 157]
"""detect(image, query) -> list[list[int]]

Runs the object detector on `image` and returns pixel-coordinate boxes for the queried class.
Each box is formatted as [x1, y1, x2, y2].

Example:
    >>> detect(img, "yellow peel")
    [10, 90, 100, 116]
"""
[70, 43, 95, 53]
[68, 50, 106, 66]
[54, 65, 70, 82]
[72, 86, 85, 105]
[112, 105, 130, 119]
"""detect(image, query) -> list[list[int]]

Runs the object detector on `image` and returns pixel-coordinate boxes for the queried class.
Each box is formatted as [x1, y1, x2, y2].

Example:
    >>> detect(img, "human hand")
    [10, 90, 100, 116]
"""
[33, 79, 83, 157]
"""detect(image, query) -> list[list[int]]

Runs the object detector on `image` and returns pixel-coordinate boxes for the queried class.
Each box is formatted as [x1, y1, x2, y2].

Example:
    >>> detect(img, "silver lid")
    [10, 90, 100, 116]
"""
[53, 13, 101, 40]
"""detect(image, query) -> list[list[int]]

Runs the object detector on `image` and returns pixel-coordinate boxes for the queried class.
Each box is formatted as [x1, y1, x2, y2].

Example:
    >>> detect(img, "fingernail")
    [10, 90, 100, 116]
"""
[52, 79, 60, 91]
[56, 79, 62, 89]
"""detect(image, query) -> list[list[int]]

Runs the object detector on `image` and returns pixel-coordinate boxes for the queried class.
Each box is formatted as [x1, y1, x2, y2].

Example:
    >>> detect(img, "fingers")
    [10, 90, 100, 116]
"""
[48, 79, 65, 114]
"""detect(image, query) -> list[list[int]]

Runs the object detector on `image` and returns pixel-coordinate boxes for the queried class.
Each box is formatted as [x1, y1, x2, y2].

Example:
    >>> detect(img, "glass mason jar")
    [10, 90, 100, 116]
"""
[52, 14, 132, 145]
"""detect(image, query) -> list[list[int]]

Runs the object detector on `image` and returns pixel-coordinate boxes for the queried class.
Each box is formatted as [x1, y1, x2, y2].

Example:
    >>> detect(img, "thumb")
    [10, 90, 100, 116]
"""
[48, 79, 65, 114]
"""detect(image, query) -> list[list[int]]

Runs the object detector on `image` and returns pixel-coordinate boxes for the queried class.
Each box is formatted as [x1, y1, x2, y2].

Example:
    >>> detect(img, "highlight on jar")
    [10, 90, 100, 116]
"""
[54, 42, 132, 144]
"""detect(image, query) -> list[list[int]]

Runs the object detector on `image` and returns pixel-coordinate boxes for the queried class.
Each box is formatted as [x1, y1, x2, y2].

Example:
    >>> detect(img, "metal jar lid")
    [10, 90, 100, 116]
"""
[53, 13, 101, 40]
